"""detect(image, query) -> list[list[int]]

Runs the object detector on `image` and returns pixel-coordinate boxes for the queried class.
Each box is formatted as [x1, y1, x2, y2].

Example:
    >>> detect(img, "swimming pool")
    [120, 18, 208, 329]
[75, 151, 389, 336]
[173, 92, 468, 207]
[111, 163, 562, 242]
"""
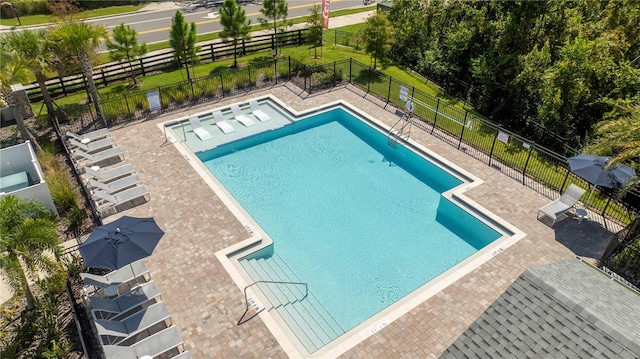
[189, 102, 510, 355]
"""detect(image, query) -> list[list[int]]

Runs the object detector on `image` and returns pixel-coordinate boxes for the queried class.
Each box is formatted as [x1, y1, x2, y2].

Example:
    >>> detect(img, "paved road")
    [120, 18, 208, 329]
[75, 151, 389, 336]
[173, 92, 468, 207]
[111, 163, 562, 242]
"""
[1, 0, 369, 49]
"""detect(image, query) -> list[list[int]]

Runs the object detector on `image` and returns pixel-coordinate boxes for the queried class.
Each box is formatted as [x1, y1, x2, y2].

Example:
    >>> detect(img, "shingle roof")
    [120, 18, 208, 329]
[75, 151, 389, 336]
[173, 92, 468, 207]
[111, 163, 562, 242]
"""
[440, 258, 640, 358]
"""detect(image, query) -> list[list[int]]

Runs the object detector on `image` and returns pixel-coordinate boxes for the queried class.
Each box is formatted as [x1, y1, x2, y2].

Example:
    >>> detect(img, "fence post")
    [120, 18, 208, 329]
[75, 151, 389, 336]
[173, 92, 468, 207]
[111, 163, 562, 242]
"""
[349, 58, 352, 83]
[386, 76, 392, 105]
[288, 57, 291, 81]
[488, 126, 500, 167]
[60, 77, 67, 96]
[431, 99, 440, 134]
[220, 73, 225, 98]
[139, 58, 146, 76]
[602, 196, 612, 219]
[560, 170, 570, 192]
[248, 66, 252, 90]
[298, 30, 302, 45]
[457, 111, 468, 150]
[210, 44, 215, 61]
[333, 61, 337, 86]
[242, 38, 246, 55]
[522, 142, 535, 184]
[367, 67, 371, 93]
[274, 58, 278, 84]
[101, 68, 107, 87]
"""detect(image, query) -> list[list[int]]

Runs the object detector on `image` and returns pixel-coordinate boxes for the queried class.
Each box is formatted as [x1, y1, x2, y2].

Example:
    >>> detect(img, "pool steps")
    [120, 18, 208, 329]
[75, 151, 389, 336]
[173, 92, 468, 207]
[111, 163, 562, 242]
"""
[240, 254, 344, 353]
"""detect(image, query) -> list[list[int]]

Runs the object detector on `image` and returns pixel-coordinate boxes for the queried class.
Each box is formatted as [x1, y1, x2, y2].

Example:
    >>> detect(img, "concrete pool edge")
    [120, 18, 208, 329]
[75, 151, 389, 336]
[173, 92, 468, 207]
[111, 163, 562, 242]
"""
[158, 96, 527, 358]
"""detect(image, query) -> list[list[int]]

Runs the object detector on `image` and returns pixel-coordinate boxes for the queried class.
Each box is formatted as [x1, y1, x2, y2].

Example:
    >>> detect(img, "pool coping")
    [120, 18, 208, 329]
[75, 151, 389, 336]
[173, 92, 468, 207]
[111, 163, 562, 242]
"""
[158, 96, 526, 358]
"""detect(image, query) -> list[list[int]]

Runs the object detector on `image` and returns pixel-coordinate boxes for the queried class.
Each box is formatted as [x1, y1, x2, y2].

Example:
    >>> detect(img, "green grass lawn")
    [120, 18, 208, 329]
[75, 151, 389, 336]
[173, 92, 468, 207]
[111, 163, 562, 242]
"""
[1, 5, 144, 27]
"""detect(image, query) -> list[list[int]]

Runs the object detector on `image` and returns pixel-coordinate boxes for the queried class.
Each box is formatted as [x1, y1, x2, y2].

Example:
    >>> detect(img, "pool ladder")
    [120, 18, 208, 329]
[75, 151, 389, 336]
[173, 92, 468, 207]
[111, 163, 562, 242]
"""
[388, 113, 412, 148]
[237, 280, 308, 325]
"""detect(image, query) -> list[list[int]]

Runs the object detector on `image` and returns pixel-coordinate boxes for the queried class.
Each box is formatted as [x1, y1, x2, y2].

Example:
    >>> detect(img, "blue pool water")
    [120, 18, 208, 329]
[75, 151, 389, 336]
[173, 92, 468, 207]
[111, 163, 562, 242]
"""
[198, 108, 501, 331]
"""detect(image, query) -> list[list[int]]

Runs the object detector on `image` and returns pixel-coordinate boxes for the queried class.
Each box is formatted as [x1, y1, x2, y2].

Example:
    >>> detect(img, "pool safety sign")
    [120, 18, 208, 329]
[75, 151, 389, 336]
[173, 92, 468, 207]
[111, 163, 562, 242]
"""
[147, 90, 161, 112]
[400, 85, 409, 102]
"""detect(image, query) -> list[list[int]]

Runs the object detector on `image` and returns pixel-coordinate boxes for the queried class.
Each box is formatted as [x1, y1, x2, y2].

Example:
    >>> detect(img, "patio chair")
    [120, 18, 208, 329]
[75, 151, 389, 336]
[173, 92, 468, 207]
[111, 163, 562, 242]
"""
[537, 184, 586, 226]
[81, 260, 149, 289]
[231, 104, 256, 127]
[84, 164, 136, 183]
[101, 326, 184, 359]
[66, 129, 111, 143]
[95, 301, 171, 345]
[87, 175, 141, 195]
[90, 280, 161, 321]
[73, 147, 124, 167]
[213, 111, 236, 134]
[188, 117, 214, 141]
[93, 185, 149, 212]
[68, 136, 116, 153]
[249, 100, 271, 122]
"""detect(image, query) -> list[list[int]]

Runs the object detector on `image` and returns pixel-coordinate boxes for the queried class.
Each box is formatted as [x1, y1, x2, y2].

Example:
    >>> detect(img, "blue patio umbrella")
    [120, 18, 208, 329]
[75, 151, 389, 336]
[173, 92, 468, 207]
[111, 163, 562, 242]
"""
[79, 216, 164, 270]
[567, 154, 637, 208]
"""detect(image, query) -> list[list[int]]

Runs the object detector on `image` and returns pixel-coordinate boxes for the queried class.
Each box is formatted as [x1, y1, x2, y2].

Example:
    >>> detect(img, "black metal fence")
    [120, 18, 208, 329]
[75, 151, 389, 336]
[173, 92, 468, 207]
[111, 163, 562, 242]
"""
[334, 30, 362, 50]
[24, 29, 308, 103]
[62, 57, 639, 227]
[601, 218, 640, 288]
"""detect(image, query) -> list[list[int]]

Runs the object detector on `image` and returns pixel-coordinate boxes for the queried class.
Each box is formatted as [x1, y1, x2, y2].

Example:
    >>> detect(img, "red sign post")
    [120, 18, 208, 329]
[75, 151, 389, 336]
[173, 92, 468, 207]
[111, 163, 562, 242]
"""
[322, 0, 331, 29]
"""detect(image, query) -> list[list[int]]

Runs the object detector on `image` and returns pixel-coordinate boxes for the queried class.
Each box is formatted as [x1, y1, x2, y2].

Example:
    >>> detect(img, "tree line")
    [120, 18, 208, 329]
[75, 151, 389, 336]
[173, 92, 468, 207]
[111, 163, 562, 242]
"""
[387, 0, 640, 149]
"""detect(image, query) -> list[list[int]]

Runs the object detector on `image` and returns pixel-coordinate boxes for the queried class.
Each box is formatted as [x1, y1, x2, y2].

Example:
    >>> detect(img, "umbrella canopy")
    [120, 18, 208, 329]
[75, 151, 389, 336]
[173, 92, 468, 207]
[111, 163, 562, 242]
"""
[568, 154, 636, 188]
[79, 216, 164, 270]
[567, 154, 637, 208]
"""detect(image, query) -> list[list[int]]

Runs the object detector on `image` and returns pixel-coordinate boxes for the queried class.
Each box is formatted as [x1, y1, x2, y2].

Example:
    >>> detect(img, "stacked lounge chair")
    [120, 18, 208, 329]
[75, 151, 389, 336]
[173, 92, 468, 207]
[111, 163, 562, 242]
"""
[66, 127, 150, 217]
[90, 280, 161, 321]
[81, 260, 149, 291]
[82, 268, 188, 359]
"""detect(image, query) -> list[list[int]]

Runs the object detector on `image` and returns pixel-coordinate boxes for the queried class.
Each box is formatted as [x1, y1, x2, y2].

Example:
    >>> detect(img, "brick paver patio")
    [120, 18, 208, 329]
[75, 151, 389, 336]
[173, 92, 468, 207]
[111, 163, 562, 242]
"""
[101, 84, 614, 358]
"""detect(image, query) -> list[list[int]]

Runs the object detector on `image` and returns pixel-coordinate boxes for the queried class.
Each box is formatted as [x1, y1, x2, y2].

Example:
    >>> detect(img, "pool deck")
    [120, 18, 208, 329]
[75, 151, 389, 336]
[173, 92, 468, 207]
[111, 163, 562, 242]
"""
[103, 84, 616, 358]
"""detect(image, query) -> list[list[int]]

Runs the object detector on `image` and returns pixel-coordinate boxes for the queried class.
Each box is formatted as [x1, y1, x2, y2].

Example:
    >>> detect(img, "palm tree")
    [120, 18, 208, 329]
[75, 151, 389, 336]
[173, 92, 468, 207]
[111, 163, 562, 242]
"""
[585, 102, 640, 192]
[220, 0, 251, 68]
[0, 195, 62, 310]
[49, 20, 108, 125]
[0, 29, 57, 128]
[0, 50, 40, 148]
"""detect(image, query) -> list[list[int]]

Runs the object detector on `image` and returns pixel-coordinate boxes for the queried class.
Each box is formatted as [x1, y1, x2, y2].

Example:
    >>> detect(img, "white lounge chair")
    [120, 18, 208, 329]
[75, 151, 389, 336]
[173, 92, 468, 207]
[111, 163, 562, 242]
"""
[231, 104, 256, 127]
[102, 326, 184, 359]
[84, 164, 136, 184]
[81, 260, 149, 289]
[95, 301, 171, 345]
[87, 175, 141, 195]
[66, 129, 111, 143]
[537, 184, 586, 226]
[68, 136, 116, 153]
[249, 100, 271, 122]
[93, 185, 149, 211]
[90, 281, 161, 321]
[213, 111, 236, 134]
[73, 147, 124, 167]
[188, 117, 213, 141]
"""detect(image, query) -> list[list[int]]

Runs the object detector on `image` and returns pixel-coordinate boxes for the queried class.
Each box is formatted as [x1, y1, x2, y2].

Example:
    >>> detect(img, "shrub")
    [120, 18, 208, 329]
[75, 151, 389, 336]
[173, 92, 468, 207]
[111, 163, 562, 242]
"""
[45, 171, 77, 215]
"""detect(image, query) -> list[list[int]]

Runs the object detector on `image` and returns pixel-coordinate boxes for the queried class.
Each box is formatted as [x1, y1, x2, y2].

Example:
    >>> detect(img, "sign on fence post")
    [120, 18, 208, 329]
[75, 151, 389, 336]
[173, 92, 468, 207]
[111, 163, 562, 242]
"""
[147, 90, 161, 112]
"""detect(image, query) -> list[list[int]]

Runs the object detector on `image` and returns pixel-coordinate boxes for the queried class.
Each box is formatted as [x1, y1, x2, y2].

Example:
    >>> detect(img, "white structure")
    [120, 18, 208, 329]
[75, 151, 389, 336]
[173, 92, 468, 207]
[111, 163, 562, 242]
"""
[0, 141, 57, 215]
